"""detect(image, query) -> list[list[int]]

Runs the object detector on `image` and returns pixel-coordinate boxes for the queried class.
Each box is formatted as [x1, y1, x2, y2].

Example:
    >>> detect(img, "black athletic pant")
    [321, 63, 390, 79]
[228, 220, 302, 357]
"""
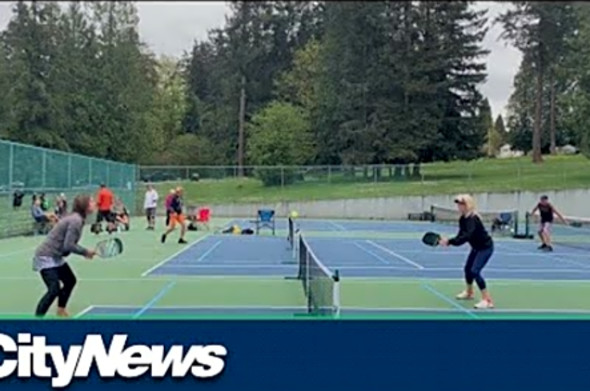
[35, 263, 77, 316]
[463, 246, 493, 291]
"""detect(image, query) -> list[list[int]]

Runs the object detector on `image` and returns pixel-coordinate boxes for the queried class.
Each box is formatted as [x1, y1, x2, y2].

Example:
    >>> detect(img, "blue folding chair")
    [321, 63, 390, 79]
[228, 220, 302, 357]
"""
[255, 209, 276, 235]
[491, 212, 514, 235]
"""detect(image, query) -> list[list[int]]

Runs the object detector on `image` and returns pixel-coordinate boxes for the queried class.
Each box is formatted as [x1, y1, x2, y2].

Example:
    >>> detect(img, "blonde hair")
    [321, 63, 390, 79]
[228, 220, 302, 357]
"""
[454, 194, 477, 216]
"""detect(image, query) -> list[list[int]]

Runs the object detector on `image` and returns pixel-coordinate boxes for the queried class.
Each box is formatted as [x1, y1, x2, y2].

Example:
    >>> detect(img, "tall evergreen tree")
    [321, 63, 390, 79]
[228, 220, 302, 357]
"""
[498, 2, 577, 162]
[3, 1, 65, 148]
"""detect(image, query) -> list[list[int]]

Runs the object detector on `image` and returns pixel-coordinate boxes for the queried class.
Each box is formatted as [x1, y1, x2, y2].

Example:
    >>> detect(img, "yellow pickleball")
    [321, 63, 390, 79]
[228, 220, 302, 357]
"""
[290, 210, 299, 219]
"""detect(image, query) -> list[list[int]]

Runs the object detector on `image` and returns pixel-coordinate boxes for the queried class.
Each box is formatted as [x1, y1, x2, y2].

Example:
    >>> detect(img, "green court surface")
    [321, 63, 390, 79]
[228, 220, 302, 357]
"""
[1, 217, 590, 320]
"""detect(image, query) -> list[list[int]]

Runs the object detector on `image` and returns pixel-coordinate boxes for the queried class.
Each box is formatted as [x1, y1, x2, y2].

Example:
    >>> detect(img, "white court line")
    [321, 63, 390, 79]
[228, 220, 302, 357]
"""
[196, 240, 222, 262]
[158, 264, 297, 269]
[495, 242, 590, 269]
[412, 267, 590, 273]
[395, 249, 590, 258]
[342, 306, 590, 314]
[342, 276, 590, 284]
[328, 221, 347, 231]
[174, 259, 295, 265]
[353, 242, 390, 265]
[77, 304, 590, 315]
[1, 274, 589, 283]
[365, 240, 424, 269]
[0, 275, 292, 282]
[140, 234, 211, 277]
[74, 305, 95, 319]
[154, 264, 590, 273]
[85, 305, 307, 310]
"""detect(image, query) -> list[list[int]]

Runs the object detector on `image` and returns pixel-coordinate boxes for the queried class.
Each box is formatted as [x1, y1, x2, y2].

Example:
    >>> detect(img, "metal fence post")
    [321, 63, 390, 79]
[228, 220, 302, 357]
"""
[468, 164, 473, 192]
[8, 143, 13, 191]
[42, 150, 47, 188]
[67, 155, 72, 189]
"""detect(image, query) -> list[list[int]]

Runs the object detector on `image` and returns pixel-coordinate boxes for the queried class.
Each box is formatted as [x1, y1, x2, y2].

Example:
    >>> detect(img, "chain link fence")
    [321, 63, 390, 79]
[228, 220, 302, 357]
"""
[138, 159, 590, 204]
[0, 139, 137, 238]
[139, 165, 426, 186]
[139, 161, 588, 186]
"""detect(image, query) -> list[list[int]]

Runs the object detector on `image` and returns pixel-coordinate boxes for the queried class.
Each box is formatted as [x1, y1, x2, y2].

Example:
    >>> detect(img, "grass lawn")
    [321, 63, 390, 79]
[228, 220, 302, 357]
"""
[142, 155, 590, 205]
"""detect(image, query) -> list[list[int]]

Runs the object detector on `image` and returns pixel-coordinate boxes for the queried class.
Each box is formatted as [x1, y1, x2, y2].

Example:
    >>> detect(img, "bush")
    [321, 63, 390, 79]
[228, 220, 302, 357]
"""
[247, 101, 314, 186]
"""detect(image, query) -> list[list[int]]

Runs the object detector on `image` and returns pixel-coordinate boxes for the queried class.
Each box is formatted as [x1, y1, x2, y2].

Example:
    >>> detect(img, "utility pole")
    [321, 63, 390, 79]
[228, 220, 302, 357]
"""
[238, 74, 246, 177]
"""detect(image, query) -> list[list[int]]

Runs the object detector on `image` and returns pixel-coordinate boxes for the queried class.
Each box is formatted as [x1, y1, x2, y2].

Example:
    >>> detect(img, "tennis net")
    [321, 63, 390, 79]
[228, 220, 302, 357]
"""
[526, 212, 590, 250]
[295, 233, 340, 317]
[430, 205, 519, 235]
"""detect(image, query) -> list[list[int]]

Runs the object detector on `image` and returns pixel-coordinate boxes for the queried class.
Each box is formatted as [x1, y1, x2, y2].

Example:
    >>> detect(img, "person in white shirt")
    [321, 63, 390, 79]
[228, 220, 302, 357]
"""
[143, 184, 159, 230]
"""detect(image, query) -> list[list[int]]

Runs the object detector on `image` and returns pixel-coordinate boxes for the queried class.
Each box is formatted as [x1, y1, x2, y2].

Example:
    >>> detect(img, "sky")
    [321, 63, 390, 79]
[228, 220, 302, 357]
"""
[0, 1, 521, 119]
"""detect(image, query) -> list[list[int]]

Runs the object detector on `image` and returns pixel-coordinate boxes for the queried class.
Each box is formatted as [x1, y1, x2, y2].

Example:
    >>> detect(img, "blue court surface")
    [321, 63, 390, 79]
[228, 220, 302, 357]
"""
[72, 218, 590, 319]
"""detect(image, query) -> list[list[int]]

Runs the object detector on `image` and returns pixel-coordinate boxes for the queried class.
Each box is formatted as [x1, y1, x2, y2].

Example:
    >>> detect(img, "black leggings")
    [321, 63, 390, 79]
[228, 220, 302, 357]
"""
[35, 263, 77, 317]
[464, 246, 494, 291]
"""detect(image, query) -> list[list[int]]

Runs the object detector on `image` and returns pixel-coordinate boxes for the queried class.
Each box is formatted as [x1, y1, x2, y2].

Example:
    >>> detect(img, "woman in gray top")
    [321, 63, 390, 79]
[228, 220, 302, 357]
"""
[33, 195, 96, 317]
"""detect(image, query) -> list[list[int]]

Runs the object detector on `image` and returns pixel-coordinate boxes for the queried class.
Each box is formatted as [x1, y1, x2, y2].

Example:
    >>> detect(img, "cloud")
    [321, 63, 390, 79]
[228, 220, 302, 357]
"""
[137, 1, 228, 58]
[474, 2, 522, 119]
[0, 1, 521, 119]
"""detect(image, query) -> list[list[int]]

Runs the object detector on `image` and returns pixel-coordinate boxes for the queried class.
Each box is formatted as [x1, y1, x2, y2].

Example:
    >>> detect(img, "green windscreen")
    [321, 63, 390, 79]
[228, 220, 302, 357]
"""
[0, 139, 137, 238]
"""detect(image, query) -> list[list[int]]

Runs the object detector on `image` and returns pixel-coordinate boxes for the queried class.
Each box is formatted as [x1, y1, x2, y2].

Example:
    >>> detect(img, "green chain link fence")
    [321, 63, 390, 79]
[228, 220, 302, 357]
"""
[0, 139, 137, 239]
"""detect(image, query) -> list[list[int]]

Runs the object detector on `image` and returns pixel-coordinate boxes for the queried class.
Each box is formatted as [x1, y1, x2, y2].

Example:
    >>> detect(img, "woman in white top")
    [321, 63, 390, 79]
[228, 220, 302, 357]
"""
[143, 184, 159, 230]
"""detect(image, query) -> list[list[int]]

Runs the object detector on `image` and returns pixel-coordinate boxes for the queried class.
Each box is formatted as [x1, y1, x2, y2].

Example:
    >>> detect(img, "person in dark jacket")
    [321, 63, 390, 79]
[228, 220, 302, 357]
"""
[530, 195, 567, 252]
[439, 194, 495, 309]
[32, 194, 96, 317]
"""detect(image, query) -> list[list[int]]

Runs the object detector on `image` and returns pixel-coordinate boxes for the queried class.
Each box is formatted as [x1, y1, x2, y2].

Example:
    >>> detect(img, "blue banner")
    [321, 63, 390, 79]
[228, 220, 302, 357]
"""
[0, 321, 588, 390]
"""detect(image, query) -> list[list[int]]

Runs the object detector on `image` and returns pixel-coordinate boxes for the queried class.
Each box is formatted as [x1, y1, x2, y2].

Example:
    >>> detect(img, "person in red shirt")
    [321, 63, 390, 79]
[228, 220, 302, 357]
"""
[96, 184, 115, 231]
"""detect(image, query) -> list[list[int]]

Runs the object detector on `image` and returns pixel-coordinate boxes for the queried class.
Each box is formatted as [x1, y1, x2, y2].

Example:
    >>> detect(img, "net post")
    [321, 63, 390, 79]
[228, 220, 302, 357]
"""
[333, 269, 341, 319]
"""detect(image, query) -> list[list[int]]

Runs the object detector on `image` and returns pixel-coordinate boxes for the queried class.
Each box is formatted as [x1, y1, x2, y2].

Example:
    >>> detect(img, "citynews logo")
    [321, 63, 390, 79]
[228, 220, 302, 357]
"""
[0, 333, 227, 388]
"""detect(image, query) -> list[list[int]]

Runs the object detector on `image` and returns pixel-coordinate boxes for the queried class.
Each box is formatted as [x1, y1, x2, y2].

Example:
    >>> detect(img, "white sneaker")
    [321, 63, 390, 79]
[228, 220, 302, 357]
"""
[474, 299, 494, 309]
[455, 291, 474, 300]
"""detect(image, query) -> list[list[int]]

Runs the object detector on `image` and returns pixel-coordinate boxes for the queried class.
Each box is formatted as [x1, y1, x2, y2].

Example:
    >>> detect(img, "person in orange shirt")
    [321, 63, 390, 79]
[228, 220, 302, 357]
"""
[96, 183, 115, 232]
[161, 187, 187, 244]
